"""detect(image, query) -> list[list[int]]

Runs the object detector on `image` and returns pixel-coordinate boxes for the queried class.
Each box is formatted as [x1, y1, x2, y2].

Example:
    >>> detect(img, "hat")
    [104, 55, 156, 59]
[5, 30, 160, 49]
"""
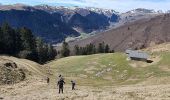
[59, 74, 62, 77]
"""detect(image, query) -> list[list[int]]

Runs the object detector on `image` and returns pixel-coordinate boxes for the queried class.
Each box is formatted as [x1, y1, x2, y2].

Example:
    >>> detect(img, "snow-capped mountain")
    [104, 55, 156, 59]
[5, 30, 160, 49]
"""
[85, 7, 119, 17]
[0, 4, 166, 43]
[127, 8, 156, 14]
[111, 8, 163, 28]
[0, 4, 119, 43]
[34, 5, 119, 18]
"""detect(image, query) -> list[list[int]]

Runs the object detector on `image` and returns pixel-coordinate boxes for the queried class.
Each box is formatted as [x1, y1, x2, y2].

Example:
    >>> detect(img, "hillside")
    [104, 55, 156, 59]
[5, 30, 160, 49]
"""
[0, 9, 79, 43]
[0, 56, 46, 77]
[46, 47, 170, 86]
[1, 43, 170, 99]
[70, 14, 170, 51]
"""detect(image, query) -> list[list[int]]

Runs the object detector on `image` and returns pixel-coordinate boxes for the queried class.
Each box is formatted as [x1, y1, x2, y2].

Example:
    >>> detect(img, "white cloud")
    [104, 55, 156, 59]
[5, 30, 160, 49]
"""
[42, 0, 170, 12]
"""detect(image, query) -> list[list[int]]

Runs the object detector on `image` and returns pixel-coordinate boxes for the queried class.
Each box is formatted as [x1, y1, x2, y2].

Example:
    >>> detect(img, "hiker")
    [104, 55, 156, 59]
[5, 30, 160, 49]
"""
[71, 80, 76, 90]
[47, 77, 50, 84]
[57, 77, 65, 94]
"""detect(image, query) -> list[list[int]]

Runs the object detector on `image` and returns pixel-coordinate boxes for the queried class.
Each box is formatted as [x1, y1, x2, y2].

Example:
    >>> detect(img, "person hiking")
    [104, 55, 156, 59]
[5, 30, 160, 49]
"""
[57, 77, 65, 94]
[71, 80, 76, 90]
[47, 77, 50, 84]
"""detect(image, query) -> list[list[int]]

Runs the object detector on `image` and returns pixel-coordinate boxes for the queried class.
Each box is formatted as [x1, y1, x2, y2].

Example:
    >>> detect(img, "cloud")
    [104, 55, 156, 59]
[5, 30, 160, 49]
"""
[41, 0, 170, 12]
[0, 0, 170, 12]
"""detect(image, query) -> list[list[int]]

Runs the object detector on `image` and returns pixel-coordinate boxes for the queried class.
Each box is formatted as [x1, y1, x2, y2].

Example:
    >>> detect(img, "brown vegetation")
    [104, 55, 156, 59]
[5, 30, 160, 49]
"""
[0, 58, 25, 85]
[70, 14, 170, 51]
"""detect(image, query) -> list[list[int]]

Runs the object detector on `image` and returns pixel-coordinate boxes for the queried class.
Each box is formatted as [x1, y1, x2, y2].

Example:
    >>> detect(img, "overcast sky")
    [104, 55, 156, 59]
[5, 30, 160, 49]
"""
[0, 0, 170, 12]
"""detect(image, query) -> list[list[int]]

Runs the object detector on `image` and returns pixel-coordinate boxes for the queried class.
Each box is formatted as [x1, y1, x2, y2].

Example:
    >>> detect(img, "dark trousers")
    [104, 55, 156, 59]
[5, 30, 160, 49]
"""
[72, 84, 75, 90]
[59, 86, 63, 94]
[47, 79, 49, 84]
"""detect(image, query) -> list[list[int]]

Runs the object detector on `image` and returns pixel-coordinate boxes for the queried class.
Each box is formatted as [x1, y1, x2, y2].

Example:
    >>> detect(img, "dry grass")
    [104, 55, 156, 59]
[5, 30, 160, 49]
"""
[1, 78, 170, 100]
[1, 43, 170, 100]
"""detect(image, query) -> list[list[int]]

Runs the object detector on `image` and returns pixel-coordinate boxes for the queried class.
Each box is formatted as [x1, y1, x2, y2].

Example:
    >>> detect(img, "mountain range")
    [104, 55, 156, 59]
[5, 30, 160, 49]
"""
[1, 4, 170, 51]
[0, 4, 119, 43]
[0, 4, 165, 43]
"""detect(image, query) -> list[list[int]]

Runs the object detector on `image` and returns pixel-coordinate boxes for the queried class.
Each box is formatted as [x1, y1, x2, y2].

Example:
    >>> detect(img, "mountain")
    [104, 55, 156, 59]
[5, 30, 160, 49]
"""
[69, 13, 170, 51]
[113, 8, 162, 28]
[0, 4, 119, 43]
[35, 5, 119, 33]
[0, 9, 80, 43]
[0, 4, 165, 44]
[0, 4, 79, 43]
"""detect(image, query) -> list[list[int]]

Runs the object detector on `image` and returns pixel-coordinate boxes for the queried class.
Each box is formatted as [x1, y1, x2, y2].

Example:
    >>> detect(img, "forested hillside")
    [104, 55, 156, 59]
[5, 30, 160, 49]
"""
[0, 23, 57, 64]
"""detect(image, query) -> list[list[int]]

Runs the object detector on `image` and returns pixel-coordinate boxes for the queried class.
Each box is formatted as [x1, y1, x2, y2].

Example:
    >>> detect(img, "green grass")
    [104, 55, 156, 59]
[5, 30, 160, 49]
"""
[46, 52, 170, 86]
[65, 32, 95, 42]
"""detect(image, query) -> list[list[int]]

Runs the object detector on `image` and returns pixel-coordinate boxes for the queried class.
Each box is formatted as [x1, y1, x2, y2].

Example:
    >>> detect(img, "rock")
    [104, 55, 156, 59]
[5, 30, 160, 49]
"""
[4, 62, 17, 68]
[106, 68, 112, 72]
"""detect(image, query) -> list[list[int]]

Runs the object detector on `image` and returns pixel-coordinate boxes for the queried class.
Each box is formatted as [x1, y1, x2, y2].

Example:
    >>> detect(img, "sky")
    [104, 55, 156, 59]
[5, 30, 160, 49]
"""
[0, 0, 170, 12]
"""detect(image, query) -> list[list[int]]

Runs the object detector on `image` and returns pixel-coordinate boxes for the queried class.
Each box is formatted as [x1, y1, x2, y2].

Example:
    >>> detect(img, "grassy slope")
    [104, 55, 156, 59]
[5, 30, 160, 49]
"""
[46, 51, 170, 86]
[1, 44, 170, 100]
[1, 52, 170, 100]
[1, 43, 170, 87]
[0, 56, 47, 78]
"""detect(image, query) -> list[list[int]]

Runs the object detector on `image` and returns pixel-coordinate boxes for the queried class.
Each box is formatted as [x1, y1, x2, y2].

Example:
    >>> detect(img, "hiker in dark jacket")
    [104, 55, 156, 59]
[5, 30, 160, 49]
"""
[57, 78, 65, 94]
[47, 77, 50, 84]
[71, 80, 76, 90]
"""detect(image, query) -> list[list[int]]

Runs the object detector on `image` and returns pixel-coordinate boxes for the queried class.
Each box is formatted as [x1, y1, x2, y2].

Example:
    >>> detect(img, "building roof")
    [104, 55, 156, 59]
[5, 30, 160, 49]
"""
[126, 50, 149, 59]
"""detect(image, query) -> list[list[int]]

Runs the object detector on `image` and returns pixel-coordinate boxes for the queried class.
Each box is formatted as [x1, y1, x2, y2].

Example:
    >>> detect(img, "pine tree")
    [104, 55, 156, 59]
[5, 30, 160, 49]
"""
[82, 47, 87, 55]
[110, 50, 115, 53]
[98, 43, 102, 53]
[1, 23, 16, 54]
[0, 23, 56, 64]
[86, 44, 90, 55]
[79, 47, 83, 55]
[61, 41, 70, 57]
[47, 44, 57, 61]
[105, 44, 110, 53]
[98, 42, 105, 53]
[74, 45, 80, 55]
[42, 43, 49, 63]
[0, 27, 4, 54]
[14, 29, 22, 54]
[19, 27, 36, 51]
[18, 27, 37, 60]
[93, 45, 96, 54]
[36, 38, 56, 63]
[74, 43, 97, 56]
[36, 37, 45, 63]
